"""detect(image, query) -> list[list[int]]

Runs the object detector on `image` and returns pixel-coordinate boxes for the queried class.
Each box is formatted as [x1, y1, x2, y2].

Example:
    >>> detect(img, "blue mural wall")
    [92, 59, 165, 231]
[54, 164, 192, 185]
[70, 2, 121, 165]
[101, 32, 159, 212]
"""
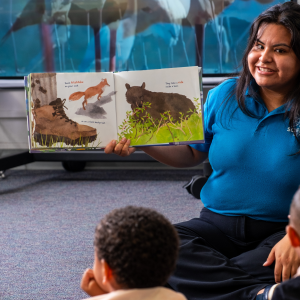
[0, 0, 290, 77]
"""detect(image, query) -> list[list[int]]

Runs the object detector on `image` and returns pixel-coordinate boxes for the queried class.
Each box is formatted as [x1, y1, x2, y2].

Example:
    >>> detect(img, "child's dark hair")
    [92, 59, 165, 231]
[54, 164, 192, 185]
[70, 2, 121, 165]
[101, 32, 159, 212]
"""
[94, 206, 179, 289]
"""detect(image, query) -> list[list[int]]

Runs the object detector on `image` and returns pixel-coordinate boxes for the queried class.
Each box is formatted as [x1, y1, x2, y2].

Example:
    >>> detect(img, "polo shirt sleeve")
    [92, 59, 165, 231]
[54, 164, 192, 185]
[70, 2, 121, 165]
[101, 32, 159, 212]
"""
[189, 85, 221, 152]
[189, 79, 236, 153]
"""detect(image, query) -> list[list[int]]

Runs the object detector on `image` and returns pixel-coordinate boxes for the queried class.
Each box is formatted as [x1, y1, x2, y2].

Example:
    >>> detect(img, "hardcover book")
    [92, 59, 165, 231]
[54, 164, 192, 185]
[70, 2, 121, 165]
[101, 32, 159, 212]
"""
[24, 66, 204, 152]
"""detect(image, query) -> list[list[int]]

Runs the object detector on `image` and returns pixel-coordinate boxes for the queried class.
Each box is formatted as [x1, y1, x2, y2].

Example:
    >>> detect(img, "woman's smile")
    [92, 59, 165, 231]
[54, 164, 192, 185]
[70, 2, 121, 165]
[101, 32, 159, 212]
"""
[256, 66, 276, 74]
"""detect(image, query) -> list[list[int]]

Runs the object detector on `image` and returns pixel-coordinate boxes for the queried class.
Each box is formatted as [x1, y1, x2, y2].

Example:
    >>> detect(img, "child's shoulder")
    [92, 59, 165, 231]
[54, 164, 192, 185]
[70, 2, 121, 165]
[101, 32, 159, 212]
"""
[82, 287, 187, 300]
[151, 287, 187, 300]
[156, 287, 187, 300]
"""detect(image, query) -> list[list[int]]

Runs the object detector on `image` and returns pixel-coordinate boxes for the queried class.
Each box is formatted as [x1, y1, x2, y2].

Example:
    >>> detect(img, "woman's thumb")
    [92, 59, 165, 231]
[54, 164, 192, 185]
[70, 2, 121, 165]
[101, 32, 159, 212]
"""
[263, 248, 275, 266]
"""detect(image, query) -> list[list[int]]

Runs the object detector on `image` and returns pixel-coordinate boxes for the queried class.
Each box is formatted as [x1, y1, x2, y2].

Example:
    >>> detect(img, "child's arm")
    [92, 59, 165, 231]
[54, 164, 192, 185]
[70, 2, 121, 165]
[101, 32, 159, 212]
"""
[81, 269, 107, 297]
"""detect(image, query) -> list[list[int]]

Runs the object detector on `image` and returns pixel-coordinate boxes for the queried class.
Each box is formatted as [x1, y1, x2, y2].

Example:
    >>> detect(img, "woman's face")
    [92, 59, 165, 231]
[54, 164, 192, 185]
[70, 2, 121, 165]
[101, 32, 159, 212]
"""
[248, 23, 300, 95]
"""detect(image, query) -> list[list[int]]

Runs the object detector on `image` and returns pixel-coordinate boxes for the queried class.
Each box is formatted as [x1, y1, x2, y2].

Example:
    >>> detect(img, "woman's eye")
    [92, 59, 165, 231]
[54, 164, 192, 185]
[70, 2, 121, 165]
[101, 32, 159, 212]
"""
[255, 44, 264, 50]
[275, 48, 286, 54]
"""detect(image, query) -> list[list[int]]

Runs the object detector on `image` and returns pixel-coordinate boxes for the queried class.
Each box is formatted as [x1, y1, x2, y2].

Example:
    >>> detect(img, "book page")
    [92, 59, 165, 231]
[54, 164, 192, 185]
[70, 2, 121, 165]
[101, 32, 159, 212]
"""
[114, 66, 204, 146]
[28, 72, 117, 151]
[24, 76, 33, 151]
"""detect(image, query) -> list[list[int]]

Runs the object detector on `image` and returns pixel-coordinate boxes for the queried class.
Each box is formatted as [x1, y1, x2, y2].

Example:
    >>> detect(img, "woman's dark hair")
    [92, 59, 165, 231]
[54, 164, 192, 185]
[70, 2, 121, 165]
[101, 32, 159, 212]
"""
[233, 2, 300, 152]
[94, 206, 179, 289]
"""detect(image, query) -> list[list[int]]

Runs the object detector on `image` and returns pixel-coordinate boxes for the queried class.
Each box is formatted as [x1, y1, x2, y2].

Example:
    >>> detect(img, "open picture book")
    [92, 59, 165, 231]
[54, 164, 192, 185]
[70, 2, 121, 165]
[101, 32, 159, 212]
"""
[25, 66, 204, 152]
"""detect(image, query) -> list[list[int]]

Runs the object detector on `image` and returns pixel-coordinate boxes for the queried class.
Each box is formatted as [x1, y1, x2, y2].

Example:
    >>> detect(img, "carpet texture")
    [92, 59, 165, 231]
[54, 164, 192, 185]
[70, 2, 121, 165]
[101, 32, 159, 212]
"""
[0, 169, 203, 300]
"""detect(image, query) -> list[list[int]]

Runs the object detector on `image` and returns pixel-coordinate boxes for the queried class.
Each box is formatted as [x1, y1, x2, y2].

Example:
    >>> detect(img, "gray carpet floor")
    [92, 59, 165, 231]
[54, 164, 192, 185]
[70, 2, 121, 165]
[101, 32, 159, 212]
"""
[0, 169, 203, 300]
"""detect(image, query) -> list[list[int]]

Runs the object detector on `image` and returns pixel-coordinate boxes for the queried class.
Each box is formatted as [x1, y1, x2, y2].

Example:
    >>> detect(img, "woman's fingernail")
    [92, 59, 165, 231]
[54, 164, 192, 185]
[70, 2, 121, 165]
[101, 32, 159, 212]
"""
[126, 139, 130, 144]
[122, 137, 126, 142]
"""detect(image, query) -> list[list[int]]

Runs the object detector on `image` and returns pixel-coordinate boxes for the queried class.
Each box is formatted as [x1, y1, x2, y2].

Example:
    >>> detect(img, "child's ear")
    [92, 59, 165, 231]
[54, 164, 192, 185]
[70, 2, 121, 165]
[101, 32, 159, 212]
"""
[101, 259, 114, 284]
[287, 225, 300, 247]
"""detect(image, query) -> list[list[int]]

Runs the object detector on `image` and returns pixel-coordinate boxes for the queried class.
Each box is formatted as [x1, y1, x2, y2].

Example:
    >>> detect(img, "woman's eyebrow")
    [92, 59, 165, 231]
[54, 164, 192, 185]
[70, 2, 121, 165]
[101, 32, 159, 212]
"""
[256, 38, 291, 48]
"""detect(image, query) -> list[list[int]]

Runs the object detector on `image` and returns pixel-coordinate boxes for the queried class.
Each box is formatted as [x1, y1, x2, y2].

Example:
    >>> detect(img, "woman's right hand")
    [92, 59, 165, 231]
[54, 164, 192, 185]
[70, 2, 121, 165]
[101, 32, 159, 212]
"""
[104, 138, 208, 168]
[104, 138, 136, 157]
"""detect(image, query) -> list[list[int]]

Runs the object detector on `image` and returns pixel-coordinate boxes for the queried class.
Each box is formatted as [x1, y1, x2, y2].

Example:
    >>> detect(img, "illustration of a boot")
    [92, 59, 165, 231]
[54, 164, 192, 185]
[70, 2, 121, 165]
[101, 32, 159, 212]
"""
[33, 98, 97, 147]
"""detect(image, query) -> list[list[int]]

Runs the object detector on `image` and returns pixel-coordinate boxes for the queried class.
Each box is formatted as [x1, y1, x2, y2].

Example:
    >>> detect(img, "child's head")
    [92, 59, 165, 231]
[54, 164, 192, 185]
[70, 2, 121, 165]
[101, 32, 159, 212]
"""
[93, 206, 179, 292]
[287, 187, 300, 257]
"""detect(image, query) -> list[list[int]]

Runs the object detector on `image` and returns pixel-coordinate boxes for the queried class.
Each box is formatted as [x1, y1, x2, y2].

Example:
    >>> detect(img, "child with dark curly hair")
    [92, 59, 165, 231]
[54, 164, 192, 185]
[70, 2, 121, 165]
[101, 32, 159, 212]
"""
[80, 206, 186, 300]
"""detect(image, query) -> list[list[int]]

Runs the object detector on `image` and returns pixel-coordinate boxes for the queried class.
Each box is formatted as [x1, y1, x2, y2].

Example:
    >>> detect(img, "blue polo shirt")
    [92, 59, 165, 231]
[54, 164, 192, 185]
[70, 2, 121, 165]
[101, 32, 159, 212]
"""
[190, 78, 300, 222]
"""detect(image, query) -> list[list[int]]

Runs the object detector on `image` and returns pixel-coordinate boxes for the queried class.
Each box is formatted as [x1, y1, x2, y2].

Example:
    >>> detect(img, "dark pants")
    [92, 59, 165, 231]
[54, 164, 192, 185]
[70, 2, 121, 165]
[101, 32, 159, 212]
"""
[167, 208, 288, 300]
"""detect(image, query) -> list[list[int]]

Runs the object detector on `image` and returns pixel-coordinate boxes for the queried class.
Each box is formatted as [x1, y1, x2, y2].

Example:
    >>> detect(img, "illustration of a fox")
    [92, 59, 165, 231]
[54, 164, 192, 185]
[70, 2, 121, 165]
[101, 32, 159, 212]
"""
[69, 78, 110, 110]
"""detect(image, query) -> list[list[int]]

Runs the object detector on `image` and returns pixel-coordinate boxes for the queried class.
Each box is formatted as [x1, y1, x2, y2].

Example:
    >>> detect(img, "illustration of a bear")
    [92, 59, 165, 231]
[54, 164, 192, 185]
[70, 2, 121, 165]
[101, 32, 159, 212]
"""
[125, 82, 196, 124]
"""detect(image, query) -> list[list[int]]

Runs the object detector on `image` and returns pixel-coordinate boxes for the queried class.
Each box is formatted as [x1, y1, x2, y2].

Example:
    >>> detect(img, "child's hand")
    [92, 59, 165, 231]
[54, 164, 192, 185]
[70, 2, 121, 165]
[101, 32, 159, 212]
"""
[80, 268, 107, 297]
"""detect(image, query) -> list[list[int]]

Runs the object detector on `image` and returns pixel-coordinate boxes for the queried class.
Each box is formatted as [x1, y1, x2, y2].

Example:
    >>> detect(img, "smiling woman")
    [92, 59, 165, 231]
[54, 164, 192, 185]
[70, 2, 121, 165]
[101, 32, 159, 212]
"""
[248, 24, 300, 109]
[236, 4, 300, 147]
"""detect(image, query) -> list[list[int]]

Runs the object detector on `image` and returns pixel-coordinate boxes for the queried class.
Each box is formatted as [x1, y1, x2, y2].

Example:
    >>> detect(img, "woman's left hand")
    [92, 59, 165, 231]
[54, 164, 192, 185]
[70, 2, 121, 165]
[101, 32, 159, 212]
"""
[263, 234, 300, 283]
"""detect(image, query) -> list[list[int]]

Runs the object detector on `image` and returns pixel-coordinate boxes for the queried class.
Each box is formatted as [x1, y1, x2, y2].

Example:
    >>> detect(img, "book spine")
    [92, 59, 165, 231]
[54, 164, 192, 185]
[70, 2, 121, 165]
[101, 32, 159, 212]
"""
[113, 72, 119, 141]
[169, 140, 204, 146]
[198, 67, 205, 145]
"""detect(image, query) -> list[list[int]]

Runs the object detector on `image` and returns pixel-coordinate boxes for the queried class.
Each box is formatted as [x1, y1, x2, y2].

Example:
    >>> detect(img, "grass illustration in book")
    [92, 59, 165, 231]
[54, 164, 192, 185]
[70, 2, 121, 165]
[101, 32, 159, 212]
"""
[30, 74, 99, 149]
[119, 82, 203, 145]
